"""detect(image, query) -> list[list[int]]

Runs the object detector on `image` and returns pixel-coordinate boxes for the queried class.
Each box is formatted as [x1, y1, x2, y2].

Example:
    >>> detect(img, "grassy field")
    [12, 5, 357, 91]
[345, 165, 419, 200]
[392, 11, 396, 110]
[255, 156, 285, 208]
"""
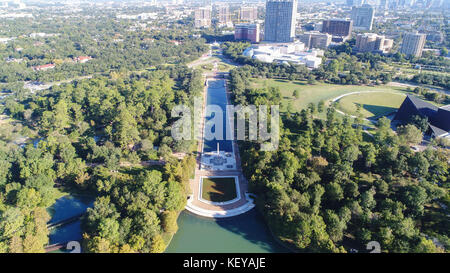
[249, 78, 412, 114]
[336, 92, 406, 118]
[201, 177, 237, 202]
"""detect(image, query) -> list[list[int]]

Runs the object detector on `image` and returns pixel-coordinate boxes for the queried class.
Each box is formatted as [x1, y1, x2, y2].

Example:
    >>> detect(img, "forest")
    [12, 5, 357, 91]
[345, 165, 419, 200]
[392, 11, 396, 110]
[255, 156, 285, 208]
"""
[0, 64, 203, 253]
[229, 68, 449, 253]
[0, 12, 208, 85]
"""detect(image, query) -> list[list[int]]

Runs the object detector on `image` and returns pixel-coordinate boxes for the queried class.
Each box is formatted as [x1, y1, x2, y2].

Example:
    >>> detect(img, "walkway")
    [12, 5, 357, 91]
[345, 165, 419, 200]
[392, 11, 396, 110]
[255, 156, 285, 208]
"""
[330, 90, 405, 124]
[185, 54, 254, 218]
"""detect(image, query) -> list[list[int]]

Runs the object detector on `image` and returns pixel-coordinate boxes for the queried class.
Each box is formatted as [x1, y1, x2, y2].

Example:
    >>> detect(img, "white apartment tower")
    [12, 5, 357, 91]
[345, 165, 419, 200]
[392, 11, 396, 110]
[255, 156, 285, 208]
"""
[194, 6, 212, 28]
[400, 32, 427, 57]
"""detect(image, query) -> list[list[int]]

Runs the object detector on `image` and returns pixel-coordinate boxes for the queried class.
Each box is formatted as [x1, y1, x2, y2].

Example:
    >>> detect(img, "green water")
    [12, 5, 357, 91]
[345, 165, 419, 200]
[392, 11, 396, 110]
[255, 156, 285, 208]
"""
[166, 210, 288, 253]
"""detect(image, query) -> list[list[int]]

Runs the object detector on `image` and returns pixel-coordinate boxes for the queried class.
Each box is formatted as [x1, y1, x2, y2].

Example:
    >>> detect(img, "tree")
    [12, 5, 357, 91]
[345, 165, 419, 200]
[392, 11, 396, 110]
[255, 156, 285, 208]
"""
[98, 218, 120, 244]
[317, 100, 325, 113]
[23, 234, 45, 253]
[114, 104, 140, 149]
[409, 115, 428, 132]
[150, 234, 166, 253]
[397, 124, 422, 145]
[414, 237, 444, 253]
[401, 185, 427, 216]
[408, 152, 430, 177]
[161, 211, 178, 234]
[0, 208, 24, 240]
[324, 210, 346, 242]
[326, 182, 344, 202]
[293, 89, 299, 99]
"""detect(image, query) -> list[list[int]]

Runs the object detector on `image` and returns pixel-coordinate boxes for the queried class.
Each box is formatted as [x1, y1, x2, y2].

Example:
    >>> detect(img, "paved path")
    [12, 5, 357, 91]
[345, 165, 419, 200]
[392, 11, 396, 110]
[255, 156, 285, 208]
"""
[330, 90, 405, 123]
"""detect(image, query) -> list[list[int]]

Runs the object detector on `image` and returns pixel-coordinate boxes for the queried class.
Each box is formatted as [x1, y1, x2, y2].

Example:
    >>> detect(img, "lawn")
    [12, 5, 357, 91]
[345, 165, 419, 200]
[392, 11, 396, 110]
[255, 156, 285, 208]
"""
[201, 177, 237, 202]
[335, 92, 406, 118]
[249, 78, 410, 113]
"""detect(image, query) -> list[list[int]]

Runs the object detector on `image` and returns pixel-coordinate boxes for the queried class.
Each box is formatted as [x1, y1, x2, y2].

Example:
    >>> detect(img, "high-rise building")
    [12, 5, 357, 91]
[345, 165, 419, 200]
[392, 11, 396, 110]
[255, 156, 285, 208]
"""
[379, 0, 389, 10]
[389, 0, 400, 9]
[400, 32, 426, 57]
[217, 5, 231, 24]
[264, 0, 297, 43]
[239, 6, 258, 21]
[194, 6, 212, 28]
[347, 0, 364, 6]
[235, 24, 260, 43]
[321, 19, 353, 38]
[355, 33, 393, 53]
[351, 4, 374, 30]
[299, 31, 332, 49]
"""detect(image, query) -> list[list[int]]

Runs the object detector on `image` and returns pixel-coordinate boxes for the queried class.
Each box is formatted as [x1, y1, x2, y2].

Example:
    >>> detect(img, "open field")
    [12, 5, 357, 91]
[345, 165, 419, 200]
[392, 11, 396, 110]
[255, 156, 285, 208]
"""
[336, 92, 406, 118]
[249, 78, 413, 113]
[201, 177, 237, 202]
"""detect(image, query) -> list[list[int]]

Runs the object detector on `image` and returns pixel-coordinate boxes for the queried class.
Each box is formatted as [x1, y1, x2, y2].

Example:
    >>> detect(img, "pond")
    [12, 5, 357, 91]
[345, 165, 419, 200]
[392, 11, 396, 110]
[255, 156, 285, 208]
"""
[47, 195, 94, 246]
[203, 79, 233, 153]
[166, 210, 288, 253]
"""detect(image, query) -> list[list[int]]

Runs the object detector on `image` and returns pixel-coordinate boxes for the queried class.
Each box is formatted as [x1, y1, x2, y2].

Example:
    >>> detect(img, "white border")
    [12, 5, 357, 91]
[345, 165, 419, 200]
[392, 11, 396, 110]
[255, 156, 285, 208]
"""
[185, 193, 255, 218]
[199, 176, 240, 206]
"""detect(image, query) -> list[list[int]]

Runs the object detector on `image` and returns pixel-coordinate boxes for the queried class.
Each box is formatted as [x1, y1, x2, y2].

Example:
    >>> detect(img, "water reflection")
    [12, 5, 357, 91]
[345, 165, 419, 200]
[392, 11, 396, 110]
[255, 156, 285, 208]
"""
[166, 210, 288, 253]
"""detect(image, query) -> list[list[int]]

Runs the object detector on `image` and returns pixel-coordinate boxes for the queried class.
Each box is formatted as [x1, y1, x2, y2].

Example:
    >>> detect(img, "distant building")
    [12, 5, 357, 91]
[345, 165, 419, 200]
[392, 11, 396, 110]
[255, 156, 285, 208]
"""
[351, 4, 374, 30]
[32, 64, 55, 71]
[243, 42, 323, 69]
[235, 24, 260, 43]
[264, 0, 297, 43]
[378, 0, 388, 10]
[394, 95, 450, 138]
[424, 31, 444, 43]
[194, 6, 212, 28]
[321, 19, 353, 38]
[239, 6, 258, 21]
[217, 5, 231, 24]
[299, 31, 332, 49]
[355, 33, 393, 53]
[400, 32, 426, 57]
[74, 56, 93, 63]
[347, 0, 364, 6]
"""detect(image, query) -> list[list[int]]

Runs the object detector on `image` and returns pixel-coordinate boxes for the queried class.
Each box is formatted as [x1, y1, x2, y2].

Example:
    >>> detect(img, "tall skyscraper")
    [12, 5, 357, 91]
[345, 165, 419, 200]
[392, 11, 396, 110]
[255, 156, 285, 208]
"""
[351, 4, 374, 30]
[347, 0, 364, 6]
[379, 0, 389, 10]
[400, 32, 426, 57]
[194, 6, 212, 28]
[321, 19, 353, 38]
[239, 6, 258, 21]
[217, 5, 231, 24]
[264, 0, 297, 43]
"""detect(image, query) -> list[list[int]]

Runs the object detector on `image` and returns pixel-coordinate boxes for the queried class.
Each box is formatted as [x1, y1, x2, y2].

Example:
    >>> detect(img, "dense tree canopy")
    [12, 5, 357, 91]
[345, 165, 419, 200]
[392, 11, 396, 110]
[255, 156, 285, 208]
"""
[230, 69, 449, 253]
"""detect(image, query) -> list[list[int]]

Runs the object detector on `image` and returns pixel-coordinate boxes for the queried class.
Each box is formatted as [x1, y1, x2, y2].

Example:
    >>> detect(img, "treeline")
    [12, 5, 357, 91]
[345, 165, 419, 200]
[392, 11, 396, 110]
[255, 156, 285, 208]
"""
[0, 16, 208, 84]
[410, 73, 450, 90]
[407, 86, 450, 105]
[222, 42, 392, 86]
[229, 70, 449, 253]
